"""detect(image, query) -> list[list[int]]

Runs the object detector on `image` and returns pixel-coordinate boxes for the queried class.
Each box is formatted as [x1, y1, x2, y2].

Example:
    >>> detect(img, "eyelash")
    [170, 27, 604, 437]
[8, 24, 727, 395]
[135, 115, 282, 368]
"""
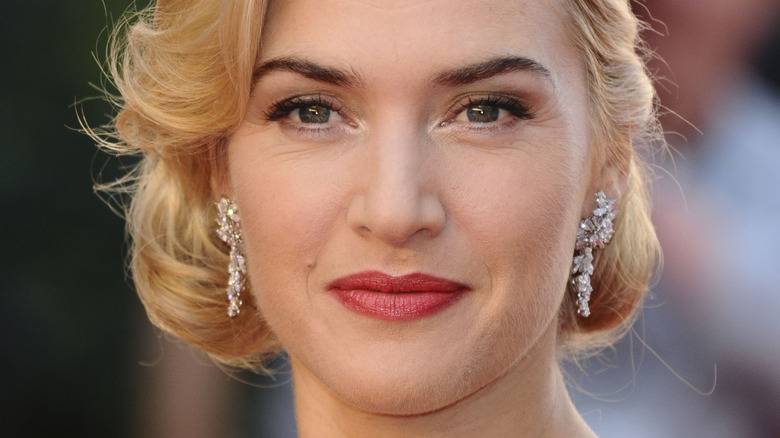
[264, 95, 343, 122]
[261, 93, 533, 136]
[446, 95, 533, 126]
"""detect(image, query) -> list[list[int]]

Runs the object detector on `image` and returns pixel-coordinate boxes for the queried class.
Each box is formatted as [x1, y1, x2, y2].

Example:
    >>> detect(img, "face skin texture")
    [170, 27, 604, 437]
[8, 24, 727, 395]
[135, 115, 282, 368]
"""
[223, 0, 604, 435]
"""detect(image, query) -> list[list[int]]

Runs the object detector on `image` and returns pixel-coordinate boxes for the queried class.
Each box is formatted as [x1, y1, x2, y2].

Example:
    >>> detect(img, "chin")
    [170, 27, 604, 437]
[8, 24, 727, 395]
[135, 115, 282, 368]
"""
[333, 365, 481, 416]
[306, 329, 523, 417]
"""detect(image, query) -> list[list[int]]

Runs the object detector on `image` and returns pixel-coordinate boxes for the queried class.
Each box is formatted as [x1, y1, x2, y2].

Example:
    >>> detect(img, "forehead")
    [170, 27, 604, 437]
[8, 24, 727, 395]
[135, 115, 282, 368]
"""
[260, 0, 578, 85]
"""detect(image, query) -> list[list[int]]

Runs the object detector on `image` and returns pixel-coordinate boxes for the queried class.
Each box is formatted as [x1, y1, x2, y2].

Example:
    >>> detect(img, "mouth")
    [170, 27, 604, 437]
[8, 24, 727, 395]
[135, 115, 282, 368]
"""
[327, 271, 470, 321]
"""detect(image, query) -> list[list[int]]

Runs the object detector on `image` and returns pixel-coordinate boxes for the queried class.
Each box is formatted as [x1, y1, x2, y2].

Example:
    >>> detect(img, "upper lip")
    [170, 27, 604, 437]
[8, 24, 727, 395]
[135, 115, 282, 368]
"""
[327, 271, 470, 293]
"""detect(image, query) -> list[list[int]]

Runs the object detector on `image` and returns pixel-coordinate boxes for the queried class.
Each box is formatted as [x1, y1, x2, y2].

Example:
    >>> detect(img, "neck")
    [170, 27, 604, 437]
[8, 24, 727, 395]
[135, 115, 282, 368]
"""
[292, 326, 595, 438]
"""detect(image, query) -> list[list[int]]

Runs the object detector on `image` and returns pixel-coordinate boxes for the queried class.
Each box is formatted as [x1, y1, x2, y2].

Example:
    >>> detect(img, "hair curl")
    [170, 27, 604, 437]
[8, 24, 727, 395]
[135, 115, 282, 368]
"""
[556, 0, 660, 356]
[90, 0, 660, 369]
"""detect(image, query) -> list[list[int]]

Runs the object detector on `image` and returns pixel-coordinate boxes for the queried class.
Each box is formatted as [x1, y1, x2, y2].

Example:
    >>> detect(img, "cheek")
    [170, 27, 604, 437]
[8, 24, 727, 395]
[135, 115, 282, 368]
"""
[229, 134, 345, 261]
[455, 138, 586, 266]
[227, 142, 344, 328]
[236, 180, 320, 271]
[456, 142, 586, 330]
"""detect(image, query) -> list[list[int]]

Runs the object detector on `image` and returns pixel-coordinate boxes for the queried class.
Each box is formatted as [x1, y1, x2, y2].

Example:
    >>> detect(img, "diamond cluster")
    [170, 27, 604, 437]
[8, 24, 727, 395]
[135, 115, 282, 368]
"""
[216, 196, 246, 317]
[571, 191, 618, 317]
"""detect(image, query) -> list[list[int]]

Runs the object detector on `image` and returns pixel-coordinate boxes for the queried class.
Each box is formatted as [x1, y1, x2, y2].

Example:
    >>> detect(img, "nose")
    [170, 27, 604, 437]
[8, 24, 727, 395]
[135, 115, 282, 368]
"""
[347, 128, 446, 246]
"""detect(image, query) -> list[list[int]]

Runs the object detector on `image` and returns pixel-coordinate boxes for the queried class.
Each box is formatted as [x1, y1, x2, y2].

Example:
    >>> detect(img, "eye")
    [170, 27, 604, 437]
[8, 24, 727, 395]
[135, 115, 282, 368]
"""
[464, 104, 500, 123]
[265, 96, 346, 125]
[294, 103, 336, 124]
[449, 95, 532, 125]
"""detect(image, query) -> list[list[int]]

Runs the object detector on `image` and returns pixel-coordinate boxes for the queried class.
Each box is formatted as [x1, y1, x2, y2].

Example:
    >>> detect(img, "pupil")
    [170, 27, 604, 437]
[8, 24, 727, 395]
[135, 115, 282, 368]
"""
[467, 105, 499, 123]
[299, 105, 331, 124]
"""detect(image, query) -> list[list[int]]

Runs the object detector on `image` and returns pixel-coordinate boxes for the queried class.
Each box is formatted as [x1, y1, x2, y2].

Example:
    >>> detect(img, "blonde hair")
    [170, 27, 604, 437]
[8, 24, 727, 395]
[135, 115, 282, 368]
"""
[557, 0, 660, 356]
[91, 0, 659, 368]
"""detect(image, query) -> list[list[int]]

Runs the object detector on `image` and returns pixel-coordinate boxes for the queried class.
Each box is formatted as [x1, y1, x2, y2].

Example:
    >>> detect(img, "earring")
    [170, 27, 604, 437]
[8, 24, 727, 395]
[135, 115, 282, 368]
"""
[571, 190, 618, 317]
[216, 195, 245, 317]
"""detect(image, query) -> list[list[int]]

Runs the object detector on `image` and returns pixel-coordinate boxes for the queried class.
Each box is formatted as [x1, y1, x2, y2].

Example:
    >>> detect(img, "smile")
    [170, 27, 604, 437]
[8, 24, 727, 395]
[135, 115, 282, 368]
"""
[327, 271, 471, 321]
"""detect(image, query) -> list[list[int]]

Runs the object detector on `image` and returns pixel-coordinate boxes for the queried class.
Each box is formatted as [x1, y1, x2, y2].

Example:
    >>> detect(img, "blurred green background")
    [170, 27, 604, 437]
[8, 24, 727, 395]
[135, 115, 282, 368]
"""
[1, 1, 145, 435]
[1, 2, 290, 437]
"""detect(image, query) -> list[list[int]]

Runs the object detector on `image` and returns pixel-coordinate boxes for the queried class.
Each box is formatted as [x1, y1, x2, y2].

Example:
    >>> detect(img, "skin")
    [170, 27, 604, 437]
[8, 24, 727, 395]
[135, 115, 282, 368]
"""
[221, 0, 614, 436]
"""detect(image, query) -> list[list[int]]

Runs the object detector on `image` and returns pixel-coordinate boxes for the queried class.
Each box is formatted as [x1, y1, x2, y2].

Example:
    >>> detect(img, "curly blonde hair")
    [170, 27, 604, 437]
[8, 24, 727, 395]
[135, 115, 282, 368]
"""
[91, 0, 659, 369]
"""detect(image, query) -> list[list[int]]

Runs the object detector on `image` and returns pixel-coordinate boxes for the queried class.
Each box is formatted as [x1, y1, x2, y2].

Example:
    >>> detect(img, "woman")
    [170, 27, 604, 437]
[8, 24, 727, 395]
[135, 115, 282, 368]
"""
[95, 0, 659, 436]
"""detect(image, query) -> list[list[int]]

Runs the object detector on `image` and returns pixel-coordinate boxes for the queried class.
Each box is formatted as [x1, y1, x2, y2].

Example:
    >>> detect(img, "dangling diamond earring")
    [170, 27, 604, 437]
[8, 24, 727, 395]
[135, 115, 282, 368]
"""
[571, 190, 618, 317]
[216, 195, 246, 317]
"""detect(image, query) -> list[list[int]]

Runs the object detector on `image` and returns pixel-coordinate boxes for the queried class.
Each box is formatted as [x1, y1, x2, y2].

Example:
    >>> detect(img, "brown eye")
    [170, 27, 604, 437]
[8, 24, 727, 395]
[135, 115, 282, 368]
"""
[466, 104, 500, 123]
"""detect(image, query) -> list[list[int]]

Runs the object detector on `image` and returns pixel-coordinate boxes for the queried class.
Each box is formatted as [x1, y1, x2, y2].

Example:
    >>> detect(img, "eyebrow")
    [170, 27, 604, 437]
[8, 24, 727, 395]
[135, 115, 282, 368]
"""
[253, 57, 362, 87]
[252, 55, 551, 88]
[431, 56, 552, 86]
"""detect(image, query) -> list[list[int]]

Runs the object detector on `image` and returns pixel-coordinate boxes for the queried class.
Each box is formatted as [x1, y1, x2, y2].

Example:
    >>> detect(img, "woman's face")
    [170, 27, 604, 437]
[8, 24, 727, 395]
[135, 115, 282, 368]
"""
[226, 0, 595, 415]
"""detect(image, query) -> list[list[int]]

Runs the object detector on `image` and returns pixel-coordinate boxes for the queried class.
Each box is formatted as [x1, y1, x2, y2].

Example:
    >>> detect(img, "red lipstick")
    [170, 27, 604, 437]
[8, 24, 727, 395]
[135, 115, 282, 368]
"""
[328, 271, 469, 321]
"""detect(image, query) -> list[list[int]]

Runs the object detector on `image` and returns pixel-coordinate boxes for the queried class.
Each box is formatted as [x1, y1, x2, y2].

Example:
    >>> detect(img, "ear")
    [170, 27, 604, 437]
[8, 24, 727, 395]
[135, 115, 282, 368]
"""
[580, 159, 629, 218]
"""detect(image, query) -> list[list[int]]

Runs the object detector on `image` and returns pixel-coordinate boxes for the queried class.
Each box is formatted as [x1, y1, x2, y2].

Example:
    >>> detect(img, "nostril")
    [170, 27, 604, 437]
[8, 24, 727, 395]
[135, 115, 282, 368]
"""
[345, 132, 446, 246]
[347, 189, 446, 246]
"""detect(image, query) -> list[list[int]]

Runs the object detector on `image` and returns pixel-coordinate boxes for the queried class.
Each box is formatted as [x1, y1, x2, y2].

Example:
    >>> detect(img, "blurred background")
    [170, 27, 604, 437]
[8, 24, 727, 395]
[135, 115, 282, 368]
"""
[1, 0, 778, 437]
[571, 1, 780, 437]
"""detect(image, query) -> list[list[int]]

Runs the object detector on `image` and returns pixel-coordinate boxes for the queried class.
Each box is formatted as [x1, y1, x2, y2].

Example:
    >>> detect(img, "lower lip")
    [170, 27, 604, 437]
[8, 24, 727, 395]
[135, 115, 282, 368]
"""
[328, 273, 469, 321]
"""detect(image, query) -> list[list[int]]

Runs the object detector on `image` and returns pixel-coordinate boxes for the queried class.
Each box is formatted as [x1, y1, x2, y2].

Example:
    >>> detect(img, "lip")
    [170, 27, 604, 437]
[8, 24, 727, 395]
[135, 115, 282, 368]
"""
[327, 271, 470, 321]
